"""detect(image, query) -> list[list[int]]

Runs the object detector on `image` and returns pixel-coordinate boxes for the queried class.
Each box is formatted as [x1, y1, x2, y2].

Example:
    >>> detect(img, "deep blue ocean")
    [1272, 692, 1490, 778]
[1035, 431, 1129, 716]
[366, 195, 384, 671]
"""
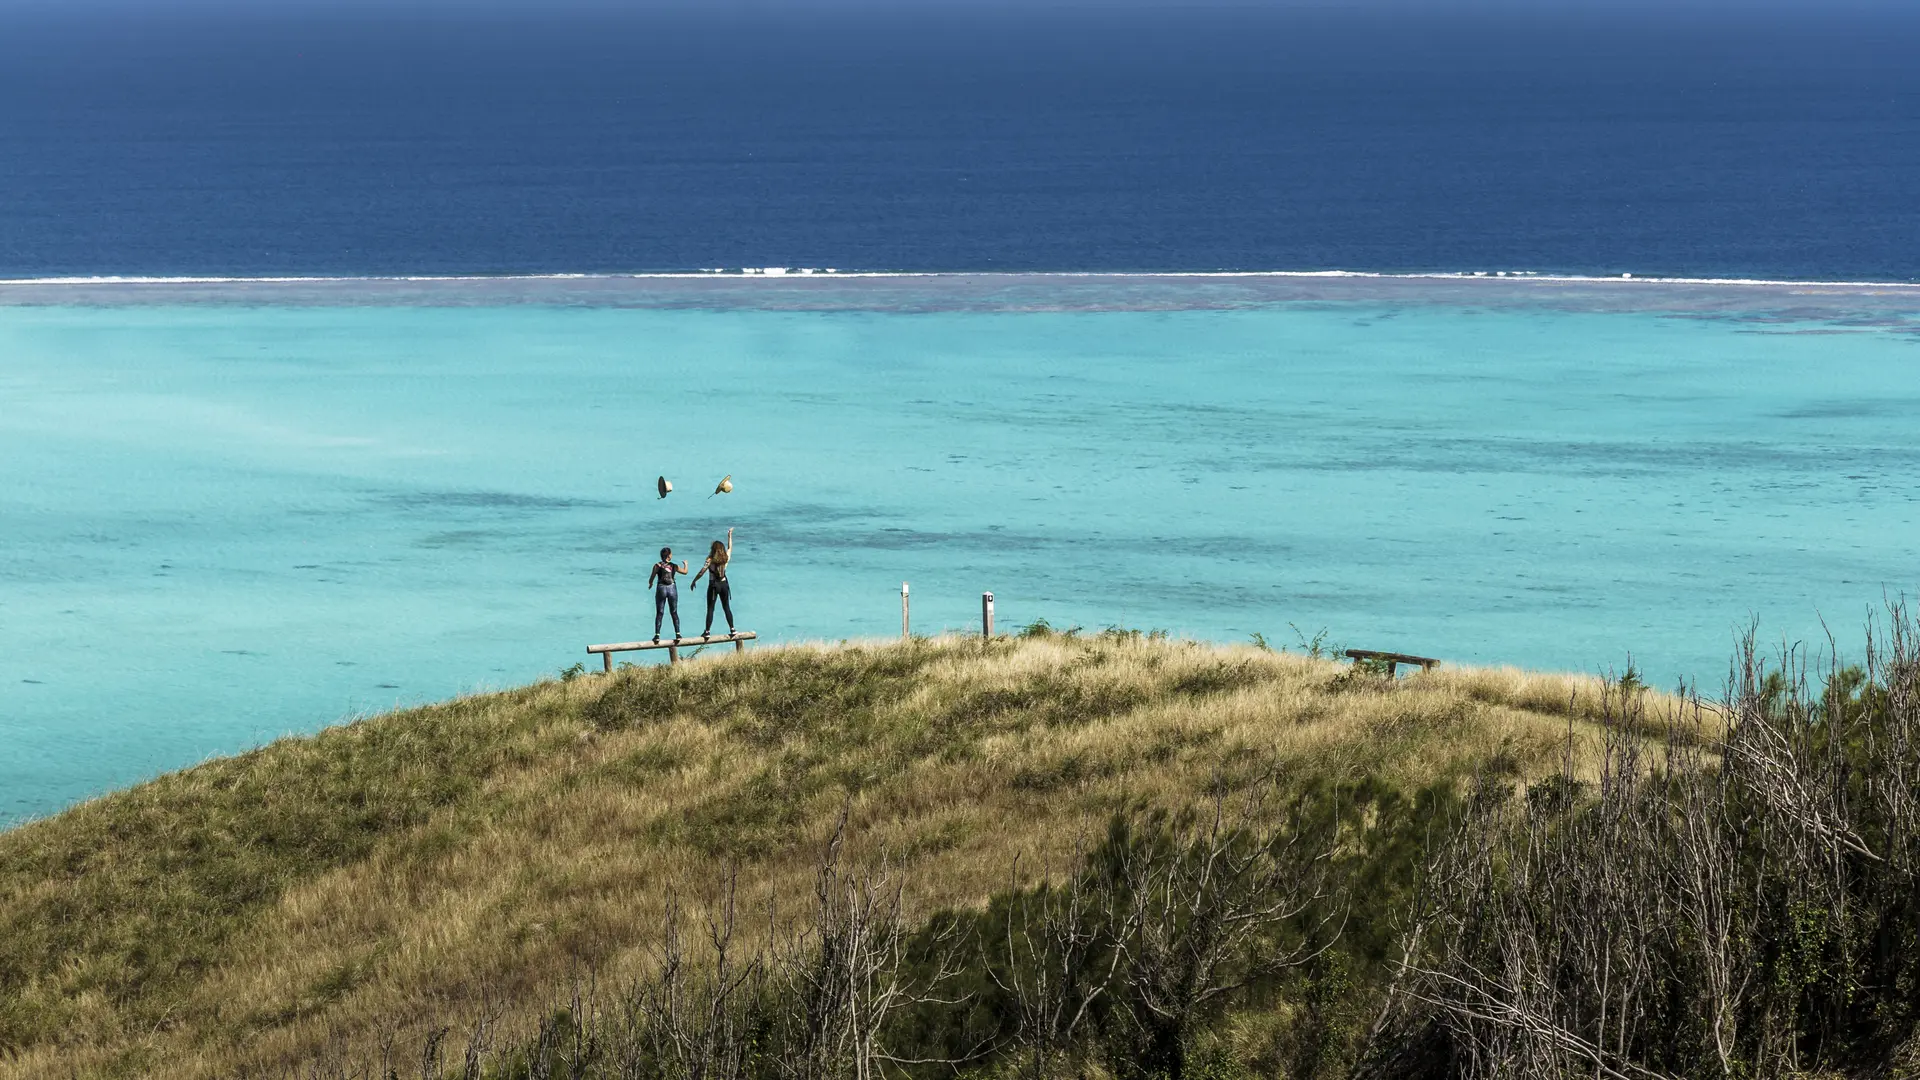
[1, 3, 1918, 279]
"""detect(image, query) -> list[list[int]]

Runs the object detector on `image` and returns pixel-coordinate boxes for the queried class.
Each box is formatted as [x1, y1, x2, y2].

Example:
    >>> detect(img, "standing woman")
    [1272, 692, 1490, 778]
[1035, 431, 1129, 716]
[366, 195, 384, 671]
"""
[649, 546, 688, 642]
[692, 527, 735, 638]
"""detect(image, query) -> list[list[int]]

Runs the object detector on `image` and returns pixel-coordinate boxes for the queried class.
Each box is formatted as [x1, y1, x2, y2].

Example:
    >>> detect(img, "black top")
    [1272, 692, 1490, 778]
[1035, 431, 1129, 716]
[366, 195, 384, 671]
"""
[649, 560, 680, 588]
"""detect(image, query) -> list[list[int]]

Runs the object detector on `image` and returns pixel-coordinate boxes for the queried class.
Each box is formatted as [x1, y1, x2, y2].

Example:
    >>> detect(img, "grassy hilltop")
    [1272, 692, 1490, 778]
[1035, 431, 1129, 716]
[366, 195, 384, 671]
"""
[0, 632, 1649, 1078]
[6, 627, 1918, 1080]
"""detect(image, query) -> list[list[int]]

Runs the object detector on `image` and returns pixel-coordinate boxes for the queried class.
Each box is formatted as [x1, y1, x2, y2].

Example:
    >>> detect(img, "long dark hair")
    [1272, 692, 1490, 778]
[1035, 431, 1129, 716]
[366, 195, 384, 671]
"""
[709, 540, 729, 567]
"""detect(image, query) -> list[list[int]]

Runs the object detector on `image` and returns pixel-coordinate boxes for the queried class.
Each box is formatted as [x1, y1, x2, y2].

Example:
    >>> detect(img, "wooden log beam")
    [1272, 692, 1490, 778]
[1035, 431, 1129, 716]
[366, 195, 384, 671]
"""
[589, 631, 758, 667]
[1344, 649, 1440, 674]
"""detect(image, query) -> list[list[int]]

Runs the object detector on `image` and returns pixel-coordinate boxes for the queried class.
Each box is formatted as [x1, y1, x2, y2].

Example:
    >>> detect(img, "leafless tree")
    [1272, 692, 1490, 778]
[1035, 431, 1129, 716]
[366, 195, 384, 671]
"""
[1098, 779, 1342, 1079]
[1382, 681, 1691, 1080]
[1375, 606, 1920, 1080]
[767, 821, 968, 1080]
[995, 844, 1135, 1079]
[627, 875, 770, 1080]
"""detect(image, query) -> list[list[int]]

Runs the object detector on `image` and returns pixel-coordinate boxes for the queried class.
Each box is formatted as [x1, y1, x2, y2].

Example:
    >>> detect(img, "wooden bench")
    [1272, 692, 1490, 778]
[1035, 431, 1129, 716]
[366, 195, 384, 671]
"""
[589, 631, 757, 669]
[1344, 649, 1440, 677]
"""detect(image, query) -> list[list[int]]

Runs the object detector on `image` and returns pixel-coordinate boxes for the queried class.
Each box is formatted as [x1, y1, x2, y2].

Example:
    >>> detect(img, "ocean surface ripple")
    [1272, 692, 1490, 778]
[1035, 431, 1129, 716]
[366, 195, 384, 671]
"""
[4, 275, 1919, 822]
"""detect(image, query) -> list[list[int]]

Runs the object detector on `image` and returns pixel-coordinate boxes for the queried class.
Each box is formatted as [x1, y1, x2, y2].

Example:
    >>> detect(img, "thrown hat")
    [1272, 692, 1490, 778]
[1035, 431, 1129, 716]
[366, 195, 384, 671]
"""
[657, 476, 673, 499]
[710, 475, 733, 497]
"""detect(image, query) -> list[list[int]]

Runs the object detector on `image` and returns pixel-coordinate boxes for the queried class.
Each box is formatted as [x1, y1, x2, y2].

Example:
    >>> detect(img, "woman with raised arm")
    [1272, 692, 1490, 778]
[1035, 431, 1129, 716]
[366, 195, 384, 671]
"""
[648, 546, 689, 642]
[691, 527, 735, 639]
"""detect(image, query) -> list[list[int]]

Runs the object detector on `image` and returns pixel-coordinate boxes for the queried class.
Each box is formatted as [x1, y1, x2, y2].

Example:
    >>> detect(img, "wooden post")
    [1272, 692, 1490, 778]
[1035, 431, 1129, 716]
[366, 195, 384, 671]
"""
[668, 643, 679, 664]
[902, 581, 910, 638]
[982, 591, 994, 638]
[734, 637, 745, 653]
[601, 651, 612, 674]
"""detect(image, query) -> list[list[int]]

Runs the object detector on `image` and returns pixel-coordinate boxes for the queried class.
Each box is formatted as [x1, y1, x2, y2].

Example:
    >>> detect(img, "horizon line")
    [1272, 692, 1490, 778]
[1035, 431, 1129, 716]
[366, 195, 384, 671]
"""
[6, 269, 1920, 291]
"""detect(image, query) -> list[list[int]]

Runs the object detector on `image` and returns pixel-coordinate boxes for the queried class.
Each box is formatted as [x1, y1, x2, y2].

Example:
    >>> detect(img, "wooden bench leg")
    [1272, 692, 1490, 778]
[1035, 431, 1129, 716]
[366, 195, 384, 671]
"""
[601, 653, 612, 673]
[734, 637, 744, 653]
[668, 645, 678, 664]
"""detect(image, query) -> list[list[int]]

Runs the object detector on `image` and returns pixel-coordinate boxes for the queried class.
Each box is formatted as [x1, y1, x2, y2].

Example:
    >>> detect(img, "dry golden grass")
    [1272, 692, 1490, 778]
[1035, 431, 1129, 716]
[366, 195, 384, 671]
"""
[0, 634, 1701, 1078]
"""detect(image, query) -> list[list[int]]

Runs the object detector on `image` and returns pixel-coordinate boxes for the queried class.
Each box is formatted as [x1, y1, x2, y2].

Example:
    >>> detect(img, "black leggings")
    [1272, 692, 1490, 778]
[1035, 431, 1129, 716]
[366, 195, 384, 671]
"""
[654, 585, 679, 638]
[704, 576, 734, 635]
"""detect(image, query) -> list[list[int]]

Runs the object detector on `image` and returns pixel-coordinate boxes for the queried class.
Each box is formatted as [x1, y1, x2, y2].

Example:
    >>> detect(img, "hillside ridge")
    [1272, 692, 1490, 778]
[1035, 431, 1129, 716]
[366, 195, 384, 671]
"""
[0, 633, 1666, 1078]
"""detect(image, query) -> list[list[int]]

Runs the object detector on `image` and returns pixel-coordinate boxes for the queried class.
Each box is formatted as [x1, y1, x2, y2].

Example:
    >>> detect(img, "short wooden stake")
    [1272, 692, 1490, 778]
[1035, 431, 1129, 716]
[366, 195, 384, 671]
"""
[902, 581, 911, 638]
[982, 591, 994, 638]
[601, 651, 612, 674]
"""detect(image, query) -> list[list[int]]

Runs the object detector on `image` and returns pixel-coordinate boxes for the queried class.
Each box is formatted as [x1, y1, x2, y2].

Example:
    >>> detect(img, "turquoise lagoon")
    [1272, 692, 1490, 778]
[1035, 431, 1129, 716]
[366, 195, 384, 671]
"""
[4, 273, 1920, 822]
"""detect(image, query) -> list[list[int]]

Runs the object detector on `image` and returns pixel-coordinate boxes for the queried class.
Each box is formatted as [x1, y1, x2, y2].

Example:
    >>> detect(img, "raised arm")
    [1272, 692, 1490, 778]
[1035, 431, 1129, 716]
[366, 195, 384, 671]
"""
[725, 527, 734, 558]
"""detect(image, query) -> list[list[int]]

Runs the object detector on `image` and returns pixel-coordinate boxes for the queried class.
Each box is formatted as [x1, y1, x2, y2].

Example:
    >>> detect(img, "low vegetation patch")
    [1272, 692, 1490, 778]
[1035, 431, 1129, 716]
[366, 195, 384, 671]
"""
[0, 631, 1702, 1078]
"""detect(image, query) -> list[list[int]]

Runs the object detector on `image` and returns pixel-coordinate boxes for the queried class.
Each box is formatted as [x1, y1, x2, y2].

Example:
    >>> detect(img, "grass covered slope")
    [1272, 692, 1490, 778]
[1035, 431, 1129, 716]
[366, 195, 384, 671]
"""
[0, 633, 1669, 1078]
